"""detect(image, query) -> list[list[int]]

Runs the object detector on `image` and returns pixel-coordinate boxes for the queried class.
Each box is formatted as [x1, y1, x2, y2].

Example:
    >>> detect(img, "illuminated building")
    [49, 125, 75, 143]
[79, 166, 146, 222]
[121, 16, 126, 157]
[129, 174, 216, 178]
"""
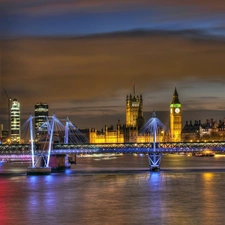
[90, 88, 181, 144]
[124, 94, 144, 142]
[35, 102, 48, 131]
[181, 121, 200, 142]
[170, 88, 182, 142]
[10, 98, 20, 143]
[90, 91, 145, 143]
[90, 122, 125, 143]
[0, 124, 3, 139]
[0, 124, 2, 144]
[126, 94, 144, 128]
[182, 119, 225, 141]
[1, 130, 9, 144]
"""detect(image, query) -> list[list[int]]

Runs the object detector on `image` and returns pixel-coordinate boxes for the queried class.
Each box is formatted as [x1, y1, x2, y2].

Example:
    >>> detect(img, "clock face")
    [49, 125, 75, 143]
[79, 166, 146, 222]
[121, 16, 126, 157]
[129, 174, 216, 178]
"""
[175, 108, 180, 113]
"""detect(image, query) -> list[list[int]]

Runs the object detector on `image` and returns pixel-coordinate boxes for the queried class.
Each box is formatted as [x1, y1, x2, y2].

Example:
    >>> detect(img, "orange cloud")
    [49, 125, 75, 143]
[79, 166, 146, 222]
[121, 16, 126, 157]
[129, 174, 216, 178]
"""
[1, 31, 225, 128]
[2, 0, 225, 16]
[1, 32, 225, 105]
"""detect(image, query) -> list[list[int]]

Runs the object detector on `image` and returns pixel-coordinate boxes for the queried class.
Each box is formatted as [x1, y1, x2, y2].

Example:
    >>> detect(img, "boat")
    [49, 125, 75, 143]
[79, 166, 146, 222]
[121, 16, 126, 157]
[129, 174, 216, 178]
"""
[195, 152, 215, 157]
[195, 153, 204, 157]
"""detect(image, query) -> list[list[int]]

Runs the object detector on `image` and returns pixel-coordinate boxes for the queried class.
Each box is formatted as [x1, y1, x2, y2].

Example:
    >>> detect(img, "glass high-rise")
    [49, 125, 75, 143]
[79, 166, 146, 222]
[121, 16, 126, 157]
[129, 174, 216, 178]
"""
[10, 98, 20, 143]
[35, 102, 48, 131]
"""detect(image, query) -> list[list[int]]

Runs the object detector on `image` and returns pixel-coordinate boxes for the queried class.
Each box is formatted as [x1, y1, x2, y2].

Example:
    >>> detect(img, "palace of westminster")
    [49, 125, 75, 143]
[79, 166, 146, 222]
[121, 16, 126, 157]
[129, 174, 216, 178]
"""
[1, 88, 225, 144]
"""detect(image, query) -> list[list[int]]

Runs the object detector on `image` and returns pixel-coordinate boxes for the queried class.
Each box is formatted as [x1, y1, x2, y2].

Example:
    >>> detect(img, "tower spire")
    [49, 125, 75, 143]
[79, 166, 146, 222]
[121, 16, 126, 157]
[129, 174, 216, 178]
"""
[131, 82, 135, 95]
[171, 87, 180, 104]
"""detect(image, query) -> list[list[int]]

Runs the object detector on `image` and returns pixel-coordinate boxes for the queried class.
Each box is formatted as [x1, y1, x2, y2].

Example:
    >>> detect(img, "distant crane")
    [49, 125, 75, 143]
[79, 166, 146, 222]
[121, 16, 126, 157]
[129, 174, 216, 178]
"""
[2, 87, 11, 136]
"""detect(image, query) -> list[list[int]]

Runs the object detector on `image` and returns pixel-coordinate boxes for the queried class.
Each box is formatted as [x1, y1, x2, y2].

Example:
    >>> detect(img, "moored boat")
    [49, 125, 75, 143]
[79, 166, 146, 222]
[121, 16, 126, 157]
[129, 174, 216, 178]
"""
[195, 152, 215, 157]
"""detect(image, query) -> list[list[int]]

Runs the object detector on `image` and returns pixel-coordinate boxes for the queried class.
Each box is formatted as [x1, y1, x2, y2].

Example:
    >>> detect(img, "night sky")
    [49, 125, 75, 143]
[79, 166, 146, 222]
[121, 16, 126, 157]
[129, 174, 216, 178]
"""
[1, 0, 225, 130]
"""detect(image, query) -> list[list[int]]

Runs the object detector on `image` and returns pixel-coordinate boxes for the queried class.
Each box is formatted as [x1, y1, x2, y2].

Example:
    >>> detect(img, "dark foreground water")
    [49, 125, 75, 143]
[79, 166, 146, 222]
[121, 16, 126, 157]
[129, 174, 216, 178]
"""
[1, 154, 225, 225]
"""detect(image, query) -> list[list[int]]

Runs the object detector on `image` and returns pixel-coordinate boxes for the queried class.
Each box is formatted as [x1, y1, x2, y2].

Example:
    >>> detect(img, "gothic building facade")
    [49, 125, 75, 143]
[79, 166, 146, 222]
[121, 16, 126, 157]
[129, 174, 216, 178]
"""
[170, 88, 182, 142]
[89, 86, 225, 143]
[89, 89, 165, 143]
[89, 92, 145, 143]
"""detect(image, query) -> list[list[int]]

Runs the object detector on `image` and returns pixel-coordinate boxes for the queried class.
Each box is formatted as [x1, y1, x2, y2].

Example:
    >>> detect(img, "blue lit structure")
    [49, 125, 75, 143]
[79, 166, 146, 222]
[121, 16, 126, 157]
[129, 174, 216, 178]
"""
[1, 115, 225, 174]
[26, 115, 80, 174]
[1, 142, 225, 155]
[64, 117, 69, 144]
[46, 115, 55, 167]
[28, 115, 35, 167]
[26, 115, 57, 174]
[140, 111, 165, 171]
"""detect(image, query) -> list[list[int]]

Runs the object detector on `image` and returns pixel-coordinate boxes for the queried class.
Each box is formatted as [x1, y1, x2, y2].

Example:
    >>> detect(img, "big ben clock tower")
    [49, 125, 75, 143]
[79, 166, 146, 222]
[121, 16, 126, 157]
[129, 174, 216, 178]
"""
[170, 87, 182, 142]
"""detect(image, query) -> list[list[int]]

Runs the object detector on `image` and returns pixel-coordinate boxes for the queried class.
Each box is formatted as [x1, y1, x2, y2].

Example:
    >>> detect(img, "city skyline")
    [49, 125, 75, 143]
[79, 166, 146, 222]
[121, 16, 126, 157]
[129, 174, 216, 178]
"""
[0, 84, 224, 131]
[1, 0, 225, 130]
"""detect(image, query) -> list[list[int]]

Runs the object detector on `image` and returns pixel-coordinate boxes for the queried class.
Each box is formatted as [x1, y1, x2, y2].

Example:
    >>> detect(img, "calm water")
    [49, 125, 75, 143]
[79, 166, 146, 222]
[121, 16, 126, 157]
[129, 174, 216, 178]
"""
[1, 154, 225, 225]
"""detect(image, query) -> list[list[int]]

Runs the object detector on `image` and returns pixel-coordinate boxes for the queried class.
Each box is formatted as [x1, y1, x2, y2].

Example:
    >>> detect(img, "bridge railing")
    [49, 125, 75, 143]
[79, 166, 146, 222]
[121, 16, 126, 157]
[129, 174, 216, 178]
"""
[53, 142, 225, 150]
[1, 142, 225, 154]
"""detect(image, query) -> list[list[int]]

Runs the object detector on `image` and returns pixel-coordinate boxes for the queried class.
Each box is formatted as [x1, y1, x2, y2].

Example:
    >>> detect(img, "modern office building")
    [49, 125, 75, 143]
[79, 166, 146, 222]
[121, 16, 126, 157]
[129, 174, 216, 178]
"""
[10, 98, 20, 143]
[34, 102, 49, 131]
[0, 124, 3, 144]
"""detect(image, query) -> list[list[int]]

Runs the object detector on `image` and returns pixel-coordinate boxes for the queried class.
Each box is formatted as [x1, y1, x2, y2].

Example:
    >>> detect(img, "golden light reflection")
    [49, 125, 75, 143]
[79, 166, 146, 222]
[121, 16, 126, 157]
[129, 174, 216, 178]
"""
[201, 172, 217, 219]
[214, 154, 225, 157]
[203, 172, 213, 181]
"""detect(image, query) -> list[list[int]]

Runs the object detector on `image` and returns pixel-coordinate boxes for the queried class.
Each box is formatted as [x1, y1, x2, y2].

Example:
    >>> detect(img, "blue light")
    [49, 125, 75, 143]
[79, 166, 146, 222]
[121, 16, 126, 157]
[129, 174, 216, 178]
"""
[148, 172, 161, 183]
[64, 168, 73, 175]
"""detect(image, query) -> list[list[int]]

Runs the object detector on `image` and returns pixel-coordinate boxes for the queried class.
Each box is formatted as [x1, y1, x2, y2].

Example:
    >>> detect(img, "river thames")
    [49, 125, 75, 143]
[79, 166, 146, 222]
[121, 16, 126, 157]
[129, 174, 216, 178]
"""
[1, 154, 225, 225]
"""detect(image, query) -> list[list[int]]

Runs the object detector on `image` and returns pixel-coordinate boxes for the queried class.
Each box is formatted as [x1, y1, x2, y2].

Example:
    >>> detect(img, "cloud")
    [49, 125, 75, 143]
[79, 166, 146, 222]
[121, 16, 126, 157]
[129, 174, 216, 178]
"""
[2, 31, 225, 97]
[2, 0, 225, 16]
[1, 31, 225, 128]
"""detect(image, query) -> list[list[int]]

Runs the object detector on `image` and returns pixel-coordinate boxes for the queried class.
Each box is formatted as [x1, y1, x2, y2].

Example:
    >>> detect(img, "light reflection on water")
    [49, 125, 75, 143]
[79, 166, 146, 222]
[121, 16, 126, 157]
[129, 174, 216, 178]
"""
[1, 155, 225, 225]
